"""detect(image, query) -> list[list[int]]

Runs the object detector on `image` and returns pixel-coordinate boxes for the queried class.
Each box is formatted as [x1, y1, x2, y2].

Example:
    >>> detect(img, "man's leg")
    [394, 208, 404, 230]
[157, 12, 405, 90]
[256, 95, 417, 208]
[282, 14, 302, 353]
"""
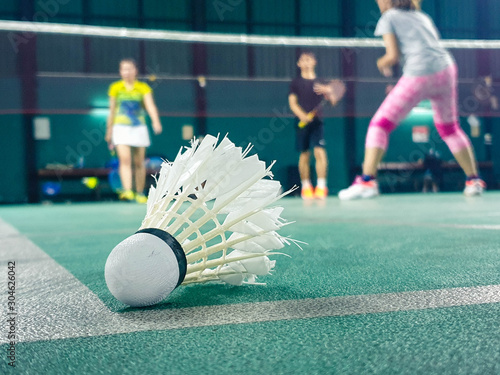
[313, 146, 328, 199]
[299, 151, 314, 199]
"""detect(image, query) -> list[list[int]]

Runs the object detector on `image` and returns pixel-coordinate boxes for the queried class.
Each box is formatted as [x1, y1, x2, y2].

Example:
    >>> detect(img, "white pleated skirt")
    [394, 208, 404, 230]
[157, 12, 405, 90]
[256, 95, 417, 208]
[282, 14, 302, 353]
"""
[112, 124, 151, 148]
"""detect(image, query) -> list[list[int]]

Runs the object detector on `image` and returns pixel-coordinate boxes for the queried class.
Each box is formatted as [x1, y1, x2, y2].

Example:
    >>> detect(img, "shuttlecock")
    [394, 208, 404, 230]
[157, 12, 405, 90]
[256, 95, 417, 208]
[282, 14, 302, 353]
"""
[82, 177, 99, 190]
[105, 134, 296, 307]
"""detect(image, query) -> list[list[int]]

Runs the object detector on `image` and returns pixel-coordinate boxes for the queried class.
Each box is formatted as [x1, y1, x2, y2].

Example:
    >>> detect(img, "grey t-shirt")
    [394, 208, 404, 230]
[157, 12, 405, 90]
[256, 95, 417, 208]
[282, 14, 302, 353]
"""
[375, 9, 454, 77]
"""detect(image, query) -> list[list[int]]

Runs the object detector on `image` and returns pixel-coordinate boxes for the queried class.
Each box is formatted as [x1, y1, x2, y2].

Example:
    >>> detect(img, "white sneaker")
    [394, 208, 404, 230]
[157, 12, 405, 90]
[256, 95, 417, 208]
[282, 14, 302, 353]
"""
[463, 179, 486, 197]
[338, 176, 379, 201]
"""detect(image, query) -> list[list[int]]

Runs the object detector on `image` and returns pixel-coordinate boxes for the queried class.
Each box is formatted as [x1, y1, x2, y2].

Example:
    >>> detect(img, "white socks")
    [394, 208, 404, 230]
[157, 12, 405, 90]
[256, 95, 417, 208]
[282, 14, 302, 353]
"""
[301, 180, 312, 189]
[317, 178, 327, 189]
[302, 179, 327, 189]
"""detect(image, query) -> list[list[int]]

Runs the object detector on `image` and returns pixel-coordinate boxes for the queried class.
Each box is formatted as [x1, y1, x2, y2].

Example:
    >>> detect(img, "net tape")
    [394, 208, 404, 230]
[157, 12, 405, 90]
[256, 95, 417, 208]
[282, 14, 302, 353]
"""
[1, 20, 500, 49]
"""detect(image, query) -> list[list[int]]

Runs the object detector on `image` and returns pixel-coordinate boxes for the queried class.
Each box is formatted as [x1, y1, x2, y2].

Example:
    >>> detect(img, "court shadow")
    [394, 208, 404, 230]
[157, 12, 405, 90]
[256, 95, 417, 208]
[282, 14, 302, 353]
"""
[114, 282, 306, 314]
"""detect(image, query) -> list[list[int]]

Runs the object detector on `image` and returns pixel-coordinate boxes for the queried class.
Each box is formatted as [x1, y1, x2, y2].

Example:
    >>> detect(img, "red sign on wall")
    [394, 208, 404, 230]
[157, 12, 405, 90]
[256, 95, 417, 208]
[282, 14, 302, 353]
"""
[412, 126, 429, 143]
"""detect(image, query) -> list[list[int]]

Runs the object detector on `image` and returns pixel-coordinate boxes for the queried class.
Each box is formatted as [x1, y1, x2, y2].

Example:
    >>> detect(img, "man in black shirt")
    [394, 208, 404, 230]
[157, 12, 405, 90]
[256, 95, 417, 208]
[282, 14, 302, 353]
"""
[289, 51, 339, 200]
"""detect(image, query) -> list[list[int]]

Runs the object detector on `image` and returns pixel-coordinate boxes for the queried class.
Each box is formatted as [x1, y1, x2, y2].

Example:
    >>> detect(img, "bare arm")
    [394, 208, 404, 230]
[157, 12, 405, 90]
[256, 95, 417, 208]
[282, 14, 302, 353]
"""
[288, 94, 310, 123]
[105, 96, 116, 145]
[377, 33, 400, 77]
[143, 92, 162, 135]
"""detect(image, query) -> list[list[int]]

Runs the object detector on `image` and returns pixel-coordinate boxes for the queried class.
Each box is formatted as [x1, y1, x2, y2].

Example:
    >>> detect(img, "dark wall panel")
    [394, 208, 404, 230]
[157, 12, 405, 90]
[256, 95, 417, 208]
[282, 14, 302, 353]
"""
[299, 0, 341, 26]
[89, 0, 138, 18]
[439, 0, 476, 39]
[206, 24, 247, 34]
[206, 44, 248, 76]
[38, 77, 110, 109]
[0, 0, 19, 16]
[0, 32, 19, 76]
[37, 35, 85, 72]
[152, 80, 196, 114]
[353, 0, 380, 32]
[450, 50, 477, 79]
[421, 0, 438, 19]
[143, 20, 190, 30]
[324, 118, 348, 193]
[300, 27, 341, 37]
[492, 118, 500, 182]
[206, 0, 246, 23]
[252, 0, 294, 24]
[0, 78, 22, 110]
[205, 81, 289, 115]
[143, 0, 189, 20]
[144, 41, 193, 76]
[89, 38, 141, 73]
[88, 18, 140, 28]
[34, 0, 83, 23]
[0, 115, 27, 203]
[253, 46, 296, 77]
[252, 25, 295, 36]
[313, 48, 343, 78]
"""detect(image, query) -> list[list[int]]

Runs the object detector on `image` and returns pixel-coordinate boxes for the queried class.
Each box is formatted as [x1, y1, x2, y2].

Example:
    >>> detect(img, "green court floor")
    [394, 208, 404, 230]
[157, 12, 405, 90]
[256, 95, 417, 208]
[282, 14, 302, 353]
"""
[1, 192, 499, 374]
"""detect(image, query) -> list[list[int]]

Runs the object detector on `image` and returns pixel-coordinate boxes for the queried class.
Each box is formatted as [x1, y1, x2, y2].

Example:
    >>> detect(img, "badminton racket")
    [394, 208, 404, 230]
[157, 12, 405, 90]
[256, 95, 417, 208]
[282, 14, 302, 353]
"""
[298, 80, 346, 129]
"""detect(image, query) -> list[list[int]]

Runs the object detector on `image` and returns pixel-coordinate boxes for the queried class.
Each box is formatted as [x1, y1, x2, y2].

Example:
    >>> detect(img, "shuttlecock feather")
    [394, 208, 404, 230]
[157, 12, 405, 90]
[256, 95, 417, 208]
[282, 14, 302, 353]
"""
[105, 134, 296, 307]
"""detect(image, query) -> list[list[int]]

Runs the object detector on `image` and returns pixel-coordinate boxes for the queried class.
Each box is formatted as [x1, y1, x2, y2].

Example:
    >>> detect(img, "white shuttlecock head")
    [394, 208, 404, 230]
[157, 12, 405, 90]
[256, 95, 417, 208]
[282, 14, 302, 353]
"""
[105, 228, 187, 307]
[105, 135, 299, 308]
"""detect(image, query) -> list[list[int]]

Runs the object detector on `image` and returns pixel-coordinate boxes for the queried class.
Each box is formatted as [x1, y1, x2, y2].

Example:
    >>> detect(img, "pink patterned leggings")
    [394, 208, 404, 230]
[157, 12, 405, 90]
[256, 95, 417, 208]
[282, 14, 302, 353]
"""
[365, 64, 471, 154]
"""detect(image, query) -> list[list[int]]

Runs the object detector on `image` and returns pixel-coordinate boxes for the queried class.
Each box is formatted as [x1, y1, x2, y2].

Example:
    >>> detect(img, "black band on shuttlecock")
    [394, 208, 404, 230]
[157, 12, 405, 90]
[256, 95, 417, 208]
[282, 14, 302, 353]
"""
[135, 228, 187, 287]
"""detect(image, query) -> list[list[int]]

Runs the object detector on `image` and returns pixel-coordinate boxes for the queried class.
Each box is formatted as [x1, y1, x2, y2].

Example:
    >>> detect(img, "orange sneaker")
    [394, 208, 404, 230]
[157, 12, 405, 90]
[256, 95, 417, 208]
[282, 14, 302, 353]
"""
[301, 186, 314, 200]
[314, 186, 328, 199]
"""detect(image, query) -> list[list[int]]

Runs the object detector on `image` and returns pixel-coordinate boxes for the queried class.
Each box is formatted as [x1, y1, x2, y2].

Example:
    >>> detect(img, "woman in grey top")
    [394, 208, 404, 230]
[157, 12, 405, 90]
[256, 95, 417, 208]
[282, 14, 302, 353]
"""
[338, 0, 485, 200]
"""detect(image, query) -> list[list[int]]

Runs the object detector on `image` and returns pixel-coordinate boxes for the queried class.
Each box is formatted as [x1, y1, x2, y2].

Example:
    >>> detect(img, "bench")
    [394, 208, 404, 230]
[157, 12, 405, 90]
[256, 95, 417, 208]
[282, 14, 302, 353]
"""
[37, 167, 160, 201]
[371, 161, 495, 192]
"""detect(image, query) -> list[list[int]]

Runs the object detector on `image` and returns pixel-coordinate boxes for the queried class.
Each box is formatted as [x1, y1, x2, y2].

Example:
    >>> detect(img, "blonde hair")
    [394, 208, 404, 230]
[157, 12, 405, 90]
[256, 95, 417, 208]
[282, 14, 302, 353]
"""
[391, 0, 421, 10]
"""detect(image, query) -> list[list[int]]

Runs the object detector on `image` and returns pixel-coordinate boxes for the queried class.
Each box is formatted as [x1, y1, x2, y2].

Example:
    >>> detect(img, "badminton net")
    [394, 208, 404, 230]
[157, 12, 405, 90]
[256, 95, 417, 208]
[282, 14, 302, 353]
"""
[0, 20, 499, 118]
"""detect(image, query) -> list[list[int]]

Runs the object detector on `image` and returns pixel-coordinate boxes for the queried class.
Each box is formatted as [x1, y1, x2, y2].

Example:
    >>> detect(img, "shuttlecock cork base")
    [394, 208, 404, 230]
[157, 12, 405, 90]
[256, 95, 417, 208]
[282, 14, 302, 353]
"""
[105, 228, 187, 307]
[105, 134, 297, 307]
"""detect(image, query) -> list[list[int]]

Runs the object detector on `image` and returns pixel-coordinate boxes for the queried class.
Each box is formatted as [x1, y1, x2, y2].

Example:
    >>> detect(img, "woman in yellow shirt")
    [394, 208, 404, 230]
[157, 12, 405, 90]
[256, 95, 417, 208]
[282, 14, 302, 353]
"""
[105, 59, 162, 203]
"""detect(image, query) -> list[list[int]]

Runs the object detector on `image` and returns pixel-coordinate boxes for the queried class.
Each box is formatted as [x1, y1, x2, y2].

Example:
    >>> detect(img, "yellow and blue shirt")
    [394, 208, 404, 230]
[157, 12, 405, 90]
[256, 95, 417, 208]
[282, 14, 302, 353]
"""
[108, 80, 152, 126]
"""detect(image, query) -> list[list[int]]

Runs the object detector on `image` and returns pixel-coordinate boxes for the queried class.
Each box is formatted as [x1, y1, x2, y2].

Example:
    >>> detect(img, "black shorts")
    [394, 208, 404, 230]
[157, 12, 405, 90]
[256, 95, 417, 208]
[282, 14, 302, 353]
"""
[295, 118, 326, 152]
